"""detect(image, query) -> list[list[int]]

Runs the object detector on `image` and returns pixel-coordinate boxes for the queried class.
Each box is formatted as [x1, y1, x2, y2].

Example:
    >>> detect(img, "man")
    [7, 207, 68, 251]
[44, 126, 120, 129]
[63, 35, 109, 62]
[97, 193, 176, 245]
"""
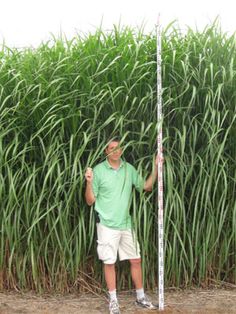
[85, 138, 162, 314]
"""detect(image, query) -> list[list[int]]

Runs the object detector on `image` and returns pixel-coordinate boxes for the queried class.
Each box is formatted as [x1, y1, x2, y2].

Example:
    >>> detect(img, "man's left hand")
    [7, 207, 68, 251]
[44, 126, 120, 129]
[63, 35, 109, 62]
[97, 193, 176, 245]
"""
[155, 152, 164, 167]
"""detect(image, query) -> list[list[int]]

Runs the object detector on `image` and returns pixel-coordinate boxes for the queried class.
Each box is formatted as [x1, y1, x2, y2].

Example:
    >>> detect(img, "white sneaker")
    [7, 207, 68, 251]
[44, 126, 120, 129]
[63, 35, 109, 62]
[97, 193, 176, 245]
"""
[109, 299, 121, 314]
[135, 295, 158, 310]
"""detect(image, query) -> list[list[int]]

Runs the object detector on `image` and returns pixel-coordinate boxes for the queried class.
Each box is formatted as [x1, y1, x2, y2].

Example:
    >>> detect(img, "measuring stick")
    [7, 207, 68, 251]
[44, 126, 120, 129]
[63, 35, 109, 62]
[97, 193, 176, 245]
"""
[156, 14, 164, 311]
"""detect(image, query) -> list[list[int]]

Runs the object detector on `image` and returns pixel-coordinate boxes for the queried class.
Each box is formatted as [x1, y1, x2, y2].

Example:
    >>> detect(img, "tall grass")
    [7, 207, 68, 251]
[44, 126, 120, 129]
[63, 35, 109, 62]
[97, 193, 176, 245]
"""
[0, 21, 235, 292]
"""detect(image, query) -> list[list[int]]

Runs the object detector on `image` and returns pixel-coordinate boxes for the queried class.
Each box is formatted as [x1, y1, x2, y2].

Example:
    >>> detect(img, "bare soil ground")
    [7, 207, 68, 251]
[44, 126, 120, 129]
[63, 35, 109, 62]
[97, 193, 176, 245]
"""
[0, 288, 236, 314]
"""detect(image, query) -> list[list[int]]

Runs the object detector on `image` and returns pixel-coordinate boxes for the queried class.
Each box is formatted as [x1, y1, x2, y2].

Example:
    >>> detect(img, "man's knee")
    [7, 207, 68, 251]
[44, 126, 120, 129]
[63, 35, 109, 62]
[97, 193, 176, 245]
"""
[104, 263, 115, 268]
[129, 258, 141, 265]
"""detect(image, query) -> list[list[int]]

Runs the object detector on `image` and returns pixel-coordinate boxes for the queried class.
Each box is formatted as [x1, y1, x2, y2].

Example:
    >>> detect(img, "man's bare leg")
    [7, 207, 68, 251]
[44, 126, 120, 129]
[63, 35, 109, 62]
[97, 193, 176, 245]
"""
[104, 263, 116, 291]
[104, 264, 120, 313]
[130, 258, 143, 289]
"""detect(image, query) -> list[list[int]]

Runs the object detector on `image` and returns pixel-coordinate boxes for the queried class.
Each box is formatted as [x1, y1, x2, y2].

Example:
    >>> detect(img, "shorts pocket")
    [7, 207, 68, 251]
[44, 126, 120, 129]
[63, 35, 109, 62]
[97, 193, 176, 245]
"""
[97, 241, 109, 260]
[97, 240, 116, 263]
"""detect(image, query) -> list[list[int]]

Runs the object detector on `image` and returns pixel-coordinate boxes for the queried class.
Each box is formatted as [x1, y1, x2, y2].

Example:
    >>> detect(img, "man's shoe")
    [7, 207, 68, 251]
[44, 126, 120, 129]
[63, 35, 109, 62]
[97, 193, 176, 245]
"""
[135, 295, 158, 310]
[109, 299, 121, 314]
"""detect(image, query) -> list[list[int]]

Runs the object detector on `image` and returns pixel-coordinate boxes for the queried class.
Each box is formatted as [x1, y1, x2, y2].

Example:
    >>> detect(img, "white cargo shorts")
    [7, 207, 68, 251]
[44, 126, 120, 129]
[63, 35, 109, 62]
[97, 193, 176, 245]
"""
[96, 223, 141, 264]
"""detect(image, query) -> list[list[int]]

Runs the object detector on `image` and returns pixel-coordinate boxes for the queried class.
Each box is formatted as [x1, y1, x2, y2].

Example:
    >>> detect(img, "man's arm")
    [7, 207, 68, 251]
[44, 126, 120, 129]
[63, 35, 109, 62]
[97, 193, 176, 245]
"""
[85, 167, 96, 205]
[144, 154, 164, 191]
[144, 167, 158, 191]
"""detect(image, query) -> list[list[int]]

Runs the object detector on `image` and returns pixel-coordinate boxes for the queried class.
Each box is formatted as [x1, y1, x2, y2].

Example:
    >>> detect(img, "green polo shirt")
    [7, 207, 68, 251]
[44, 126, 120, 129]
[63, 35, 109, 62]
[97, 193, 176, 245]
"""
[92, 159, 144, 230]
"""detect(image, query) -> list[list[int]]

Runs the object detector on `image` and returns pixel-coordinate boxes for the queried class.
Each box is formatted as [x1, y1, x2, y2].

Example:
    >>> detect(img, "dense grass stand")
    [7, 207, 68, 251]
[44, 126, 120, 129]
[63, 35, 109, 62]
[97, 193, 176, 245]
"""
[156, 16, 164, 311]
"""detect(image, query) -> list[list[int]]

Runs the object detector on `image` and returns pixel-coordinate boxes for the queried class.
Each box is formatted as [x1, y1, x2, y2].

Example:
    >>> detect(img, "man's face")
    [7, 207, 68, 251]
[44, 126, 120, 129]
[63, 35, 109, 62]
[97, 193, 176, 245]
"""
[105, 141, 122, 161]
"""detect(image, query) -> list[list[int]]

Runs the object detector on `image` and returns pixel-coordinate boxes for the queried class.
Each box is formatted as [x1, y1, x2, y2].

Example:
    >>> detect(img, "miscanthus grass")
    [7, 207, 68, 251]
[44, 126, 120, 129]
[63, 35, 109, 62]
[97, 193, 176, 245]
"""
[0, 21, 235, 292]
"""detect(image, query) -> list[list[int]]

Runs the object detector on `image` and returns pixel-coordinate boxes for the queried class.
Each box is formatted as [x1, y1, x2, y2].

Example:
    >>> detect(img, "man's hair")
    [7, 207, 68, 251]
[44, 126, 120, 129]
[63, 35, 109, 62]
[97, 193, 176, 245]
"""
[106, 136, 122, 148]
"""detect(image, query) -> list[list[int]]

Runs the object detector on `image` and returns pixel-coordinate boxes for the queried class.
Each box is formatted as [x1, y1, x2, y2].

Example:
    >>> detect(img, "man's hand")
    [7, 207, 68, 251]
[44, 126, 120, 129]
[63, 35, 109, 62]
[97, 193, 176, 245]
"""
[144, 153, 164, 191]
[155, 152, 164, 167]
[85, 167, 93, 183]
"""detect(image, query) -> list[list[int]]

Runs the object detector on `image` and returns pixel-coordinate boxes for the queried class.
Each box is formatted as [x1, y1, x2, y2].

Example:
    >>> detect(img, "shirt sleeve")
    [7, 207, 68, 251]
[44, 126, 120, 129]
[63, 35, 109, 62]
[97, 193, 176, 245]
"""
[131, 165, 145, 192]
[92, 167, 99, 197]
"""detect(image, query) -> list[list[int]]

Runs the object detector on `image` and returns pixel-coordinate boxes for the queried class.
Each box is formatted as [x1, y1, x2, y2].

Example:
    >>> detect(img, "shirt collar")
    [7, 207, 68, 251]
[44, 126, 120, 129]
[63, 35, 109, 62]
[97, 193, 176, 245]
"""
[105, 158, 124, 169]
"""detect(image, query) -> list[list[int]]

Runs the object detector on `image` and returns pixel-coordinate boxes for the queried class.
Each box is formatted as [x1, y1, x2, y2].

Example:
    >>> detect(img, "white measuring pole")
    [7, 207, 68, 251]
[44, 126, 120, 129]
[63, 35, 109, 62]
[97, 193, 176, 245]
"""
[156, 15, 164, 311]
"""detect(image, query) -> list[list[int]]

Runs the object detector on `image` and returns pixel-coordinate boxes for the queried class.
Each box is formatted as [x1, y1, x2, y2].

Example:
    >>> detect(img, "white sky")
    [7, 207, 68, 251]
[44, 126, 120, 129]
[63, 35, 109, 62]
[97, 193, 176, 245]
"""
[0, 0, 235, 48]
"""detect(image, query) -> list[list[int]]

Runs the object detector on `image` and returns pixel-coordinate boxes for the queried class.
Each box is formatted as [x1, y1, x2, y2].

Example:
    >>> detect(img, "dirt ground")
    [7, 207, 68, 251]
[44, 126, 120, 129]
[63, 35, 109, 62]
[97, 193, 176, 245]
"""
[0, 288, 236, 314]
